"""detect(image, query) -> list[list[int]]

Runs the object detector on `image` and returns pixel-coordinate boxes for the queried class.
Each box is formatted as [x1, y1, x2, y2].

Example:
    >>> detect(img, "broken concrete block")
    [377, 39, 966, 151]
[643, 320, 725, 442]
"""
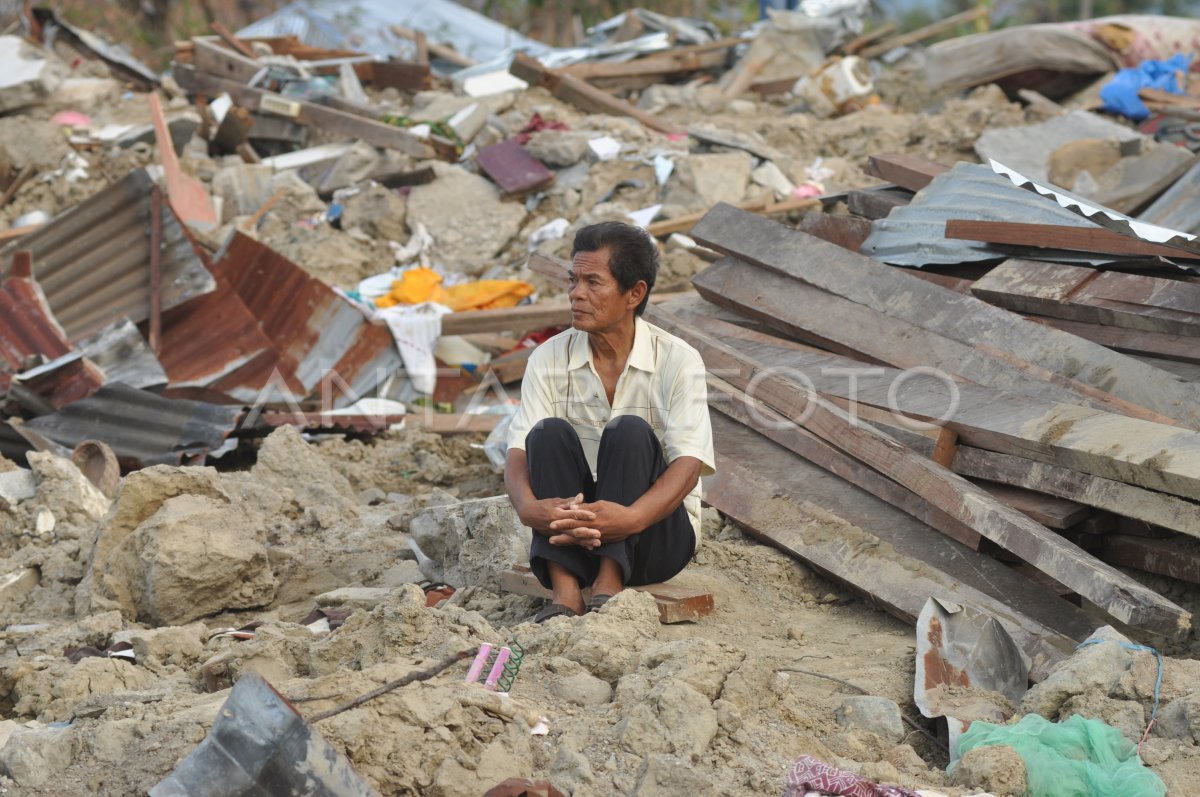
[1021, 626, 1135, 718]
[662, 152, 752, 216]
[315, 586, 392, 610]
[0, 568, 39, 606]
[27, 451, 111, 536]
[836, 695, 906, 743]
[525, 130, 590, 168]
[951, 744, 1027, 796]
[1155, 692, 1200, 743]
[340, 183, 408, 243]
[0, 724, 74, 787]
[0, 468, 36, 505]
[93, 494, 276, 625]
[0, 37, 66, 114]
[409, 495, 528, 591]
[406, 164, 527, 277]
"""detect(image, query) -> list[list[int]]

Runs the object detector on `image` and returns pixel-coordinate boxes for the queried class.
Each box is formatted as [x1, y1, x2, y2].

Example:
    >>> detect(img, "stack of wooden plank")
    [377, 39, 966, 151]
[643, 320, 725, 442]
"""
[651, 203, 1200, 676]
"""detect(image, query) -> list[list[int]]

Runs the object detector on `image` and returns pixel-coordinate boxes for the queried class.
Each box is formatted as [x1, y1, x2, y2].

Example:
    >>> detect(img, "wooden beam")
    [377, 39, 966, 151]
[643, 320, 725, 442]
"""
[501, 564, 714, 623]
[795, 212, 873, 253]
[1029, 316, 1200, 364]
[705, 415, 1093, 678]
[212, 22, 258, 59]
[191, 37, 262, 84]
[866, 154, 951, 192]
[846, 186, 911, 220]
[951, 446, 1200, 539]
[689, 203, 1200, 429]
[390, 25, 476, 68]
[403, 413, 500, 434]
[509, 53, 679, 135]
[173, 65, 437, 160]
[946, 220, 1200, 261]
[1101, 535, 1200, 585]
[860, 6, 990, 60]
[651, 308, 1191, 639]
[526, 251, 570, 290]
[439, 291, 687, 335]
[973, 482, 1090, 530]
[652, 294, 1200, 507]
[560, 38, 742, 81]
[646, 197, 818, 238]
[479, 347, 534, 384]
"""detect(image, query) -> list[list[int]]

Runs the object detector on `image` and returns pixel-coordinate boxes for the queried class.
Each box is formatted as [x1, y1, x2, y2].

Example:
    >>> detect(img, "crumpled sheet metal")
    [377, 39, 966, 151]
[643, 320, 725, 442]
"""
[23, 382, 242, 469]
[861, 163, 1125, 268]
[0, 255, 73, 373]
[0, 169, 216, 343]
[915, 598, 1029, 763]
[33, 8, 160, 86]
[211, 233, 401, 407]
[150, 673, 380, 797]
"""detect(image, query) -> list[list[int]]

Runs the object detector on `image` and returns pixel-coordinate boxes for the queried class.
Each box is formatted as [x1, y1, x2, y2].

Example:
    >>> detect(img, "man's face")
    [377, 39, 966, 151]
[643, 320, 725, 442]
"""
[568, 248, 643, 333]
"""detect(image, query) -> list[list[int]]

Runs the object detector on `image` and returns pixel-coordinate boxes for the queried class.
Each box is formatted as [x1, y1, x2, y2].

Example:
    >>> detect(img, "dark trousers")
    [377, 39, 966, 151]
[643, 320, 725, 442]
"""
[525, 416, 695, 590]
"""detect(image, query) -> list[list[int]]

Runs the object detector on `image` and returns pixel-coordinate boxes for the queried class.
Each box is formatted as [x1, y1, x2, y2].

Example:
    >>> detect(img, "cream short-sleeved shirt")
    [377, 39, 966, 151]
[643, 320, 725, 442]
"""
[507, 316, 716, 537]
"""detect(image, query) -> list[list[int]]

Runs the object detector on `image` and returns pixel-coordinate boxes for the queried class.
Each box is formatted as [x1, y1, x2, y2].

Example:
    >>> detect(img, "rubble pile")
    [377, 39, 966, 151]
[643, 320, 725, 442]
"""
[0, 2, 1198, 796]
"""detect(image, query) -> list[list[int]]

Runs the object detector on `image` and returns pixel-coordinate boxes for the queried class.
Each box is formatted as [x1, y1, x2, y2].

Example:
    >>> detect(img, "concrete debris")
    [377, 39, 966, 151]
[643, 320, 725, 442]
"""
[409, 495, 528, 590]
[0, 37, 67, 114]
[950, 744, 1027, 796]
[835, 695, 906, 744]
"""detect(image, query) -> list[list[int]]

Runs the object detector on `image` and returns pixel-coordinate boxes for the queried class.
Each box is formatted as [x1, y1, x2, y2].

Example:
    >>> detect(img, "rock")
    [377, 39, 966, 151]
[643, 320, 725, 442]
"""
[619, 679, 717, 760]
[315, 586, 392, 610]
[14, 657, 158, 722]
[661, 152, 752, 216]
[552, 671, 613, 706]
[0, 37, 66, 113]
[951, 744, 1027, 796]
[836, 696, 906, 744]
[1155, 692, 1200, 743]
[886, 744, 930, 774]
[358, 487, 387, 505]
[27, 451, 111, 535]
[112, 623, 207, 669]
[252, 426, 358, 522]
[1060, 690, 1146, 744]
[409, 496, 527, 591]
[526, 130, 590, 167]
[550, 736, 594, 793]
[406, 164, 526, 276]
[633, 753, 717, 796]
[374, 559, 425, 588]
[0, 724, 74, 787]
[76, 465, 230, 618]
[1022, 627, 1135, 717]
[212, 163, 274, 221]
[0, 468, 35, 505]
[319, 140, 382, 192]
[0, 568, 39, 605]
[93, 494, 277, 625]
[562, 591, 660, 682]
[752, 160, 796, 199]
[340, 183, 408, 243]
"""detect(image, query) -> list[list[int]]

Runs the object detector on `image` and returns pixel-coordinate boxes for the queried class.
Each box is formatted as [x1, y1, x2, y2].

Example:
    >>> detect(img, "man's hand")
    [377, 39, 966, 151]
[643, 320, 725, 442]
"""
[515, 492, 601, 548]
[549, 500, 643, 544]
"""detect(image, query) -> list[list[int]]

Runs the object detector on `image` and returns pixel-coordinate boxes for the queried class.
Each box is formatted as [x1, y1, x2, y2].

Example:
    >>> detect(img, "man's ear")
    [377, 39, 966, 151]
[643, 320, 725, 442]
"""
[627, 280, 648, 309]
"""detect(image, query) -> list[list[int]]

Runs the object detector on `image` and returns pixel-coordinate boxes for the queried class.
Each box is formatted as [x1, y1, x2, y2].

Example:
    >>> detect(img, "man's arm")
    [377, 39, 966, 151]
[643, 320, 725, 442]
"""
[505, 447, 601, 548]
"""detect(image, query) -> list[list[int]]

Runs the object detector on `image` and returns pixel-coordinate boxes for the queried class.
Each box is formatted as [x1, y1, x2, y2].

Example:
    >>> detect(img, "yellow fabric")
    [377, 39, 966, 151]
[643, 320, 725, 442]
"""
[375, 268, 534, 312]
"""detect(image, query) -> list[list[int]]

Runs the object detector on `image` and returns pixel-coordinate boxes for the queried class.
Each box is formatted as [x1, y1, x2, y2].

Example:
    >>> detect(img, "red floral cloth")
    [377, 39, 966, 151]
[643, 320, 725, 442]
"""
[782, 755, 922, 797]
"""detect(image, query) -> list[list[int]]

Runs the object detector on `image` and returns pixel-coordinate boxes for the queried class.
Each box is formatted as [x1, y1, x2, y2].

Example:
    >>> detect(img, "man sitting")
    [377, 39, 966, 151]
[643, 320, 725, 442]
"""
[504, 221, 714, 622]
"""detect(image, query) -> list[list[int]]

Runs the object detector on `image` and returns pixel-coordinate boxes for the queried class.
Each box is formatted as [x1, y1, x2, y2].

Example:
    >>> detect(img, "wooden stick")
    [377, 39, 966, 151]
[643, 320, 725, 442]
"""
[308, 651, 470, 722]
[240, 187, 288, 231]
[945, 219, 1200, 261]
[390, 24, 476, 68]
[0, 223, 40, 242]
[0, 165, 35, 209]
[212, 21, 257, 59]
[646, 197, 818, 238]
[861, 6, 989, 59]
[842, 22, 898, 55]
[149, 185, 163, 354]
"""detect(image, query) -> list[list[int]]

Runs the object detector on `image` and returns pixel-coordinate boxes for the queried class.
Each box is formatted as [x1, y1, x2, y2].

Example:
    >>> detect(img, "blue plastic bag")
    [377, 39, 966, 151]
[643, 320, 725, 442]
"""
[1100, 54, 1192, 121]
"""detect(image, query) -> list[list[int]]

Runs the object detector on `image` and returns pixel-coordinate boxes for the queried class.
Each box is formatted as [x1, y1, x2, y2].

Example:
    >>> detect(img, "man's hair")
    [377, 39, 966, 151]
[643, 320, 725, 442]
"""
[572, 221, 658, 316]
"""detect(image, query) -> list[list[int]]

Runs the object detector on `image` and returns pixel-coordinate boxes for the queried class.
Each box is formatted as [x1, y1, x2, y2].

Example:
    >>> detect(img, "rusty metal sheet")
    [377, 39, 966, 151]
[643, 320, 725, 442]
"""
[77, 319, 168, 389]
[0, 169, 216, 342]
[211, 233, 402, 407]
[23, 383, 242, 469]
[154, 275, 280, 390]
[0, 254, 73, 373]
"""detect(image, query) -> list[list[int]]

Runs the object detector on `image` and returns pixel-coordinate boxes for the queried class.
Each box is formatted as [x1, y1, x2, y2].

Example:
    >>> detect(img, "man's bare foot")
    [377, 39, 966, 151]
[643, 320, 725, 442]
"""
[591, 556, 624, 601]
[547, 561, 586, 616]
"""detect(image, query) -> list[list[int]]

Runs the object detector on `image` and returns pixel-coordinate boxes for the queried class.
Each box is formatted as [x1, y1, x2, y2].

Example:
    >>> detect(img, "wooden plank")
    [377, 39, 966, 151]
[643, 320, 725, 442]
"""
[860, 6, 990, 60]
[479, 346, 534, 384]
[501, 564, 714, 624]
[192, 37, 262, 84]
[846, 186, 910, 220]
[211, 22, 257, 59]
[527, 251, 570, 290]
[688, 203, 1200, 429]
[475, 139, 554, 198]
[439, 291, 686, 335]
[951, 446, 1200, 539]
[1031, 316, 1200, 364]
[149, 93, 217, 228]
[173, 65, 436, 160]
[1101, 534, 1200, 585]
[404, 413, 500, 434]
[390, 25, 476, 68]
[843, 22, 898, 55]
[645, 197, 818, 238]
[866, 154, 951, 192]
[654, 295, 1200, 503]
[705, 415, 1093, 679]
[946, 220, 1200, 261]
[692, 257, 1167, 420]
[795, 212, 873, 253]
[650, 308, 1191, 639]
[560, 39, 740, 81]
[509, 53, 680, 135]
[366, 60, 431, 92]
[974, 259, 1200, 338]
[971, 481, 1090, 529]
[709, 377, 983, 549]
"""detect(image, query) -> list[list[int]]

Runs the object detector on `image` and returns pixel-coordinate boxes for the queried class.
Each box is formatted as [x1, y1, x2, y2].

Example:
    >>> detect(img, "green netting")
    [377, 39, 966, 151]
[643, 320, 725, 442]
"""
[954, 714, 1166, 797]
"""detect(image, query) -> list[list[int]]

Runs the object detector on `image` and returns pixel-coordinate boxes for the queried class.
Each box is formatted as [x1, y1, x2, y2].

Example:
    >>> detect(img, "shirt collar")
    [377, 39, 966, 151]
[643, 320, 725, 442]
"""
[566, 317, 656, 372]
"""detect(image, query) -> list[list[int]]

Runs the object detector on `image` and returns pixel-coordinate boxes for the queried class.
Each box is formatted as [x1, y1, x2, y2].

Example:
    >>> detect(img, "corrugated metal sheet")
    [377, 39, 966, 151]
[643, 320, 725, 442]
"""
[77, 319, 168, 389]
[237, 0, 542, 63]
[154, 275, 279, 390]
[861, 163, 1133, 268]
[0, 169, 216, 343]
[0, 257, 72, 372]
[33, 8, 160, 86]
[23, 383, 242, 468]
[210, 233, 401, 406]
[1139, 159, 1200, 234]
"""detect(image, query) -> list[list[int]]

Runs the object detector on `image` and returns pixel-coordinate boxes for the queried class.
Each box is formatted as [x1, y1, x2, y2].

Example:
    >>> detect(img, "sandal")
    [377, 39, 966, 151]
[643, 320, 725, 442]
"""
[586, 594, 614, 613]
[533, 602, 578, 623]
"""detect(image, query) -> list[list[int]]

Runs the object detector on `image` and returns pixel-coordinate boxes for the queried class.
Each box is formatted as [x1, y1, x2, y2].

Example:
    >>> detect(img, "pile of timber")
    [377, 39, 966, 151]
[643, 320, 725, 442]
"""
[653, 203, 1200, 678]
